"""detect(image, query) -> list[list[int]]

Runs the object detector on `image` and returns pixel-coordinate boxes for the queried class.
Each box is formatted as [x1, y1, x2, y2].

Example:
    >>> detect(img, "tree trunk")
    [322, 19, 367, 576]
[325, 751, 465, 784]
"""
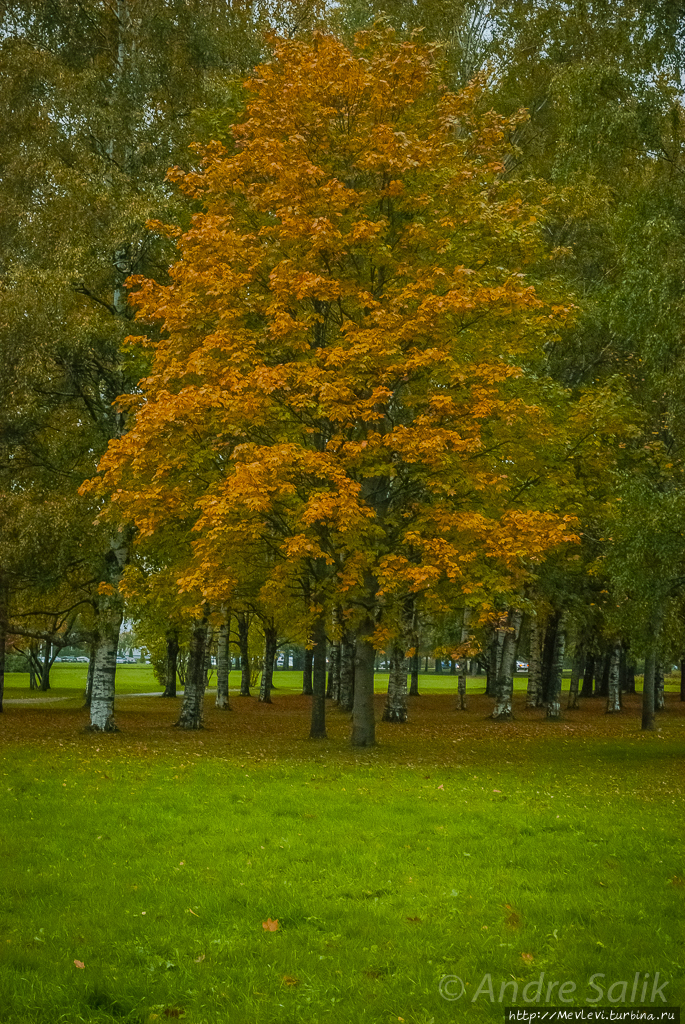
[88, 604, 124, 732]
[237, 613, 251, 696]
[383, 644, 408, 722]
[681, 657, 685, 702]
[0, 574, 6, 714]
[88, 533, 129, 731]
[526, 615, 543, 708]
[492, 608, 522, 720]
[338, 633, 355, 711]
[162, 631, 178, 698]
[259, 625, 277, 704]
[352, 631, 376, 746]
[541, 612, 559, 705]
[409, 649, 420, 696]
[605, 643, 622, 713]
[309, 612, 327, 739]
[435, 656, 443, 674]
[597, 651, 610, 698]
[580, 650, 595, 698]
[215, 614, 230, 709]
[302, 646, 313, 695]
[84, 644, 95, 706]
[642, 652, 657, 731]
[655, 662, 665, 711]
[39, 640, 52, 691]
[457, 607, 471, 710]
[546, 611, 567, 720]
[175, 620, 208, 730]
[326, 609, 340, 701]
[567, 644, 584, 709]
[619, 644, 627, 693]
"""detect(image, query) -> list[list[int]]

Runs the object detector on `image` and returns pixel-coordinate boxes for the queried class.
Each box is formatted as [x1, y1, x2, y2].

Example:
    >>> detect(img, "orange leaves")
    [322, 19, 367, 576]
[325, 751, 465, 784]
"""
[262, 918, 279, 932]
[84, 25, 576, 622]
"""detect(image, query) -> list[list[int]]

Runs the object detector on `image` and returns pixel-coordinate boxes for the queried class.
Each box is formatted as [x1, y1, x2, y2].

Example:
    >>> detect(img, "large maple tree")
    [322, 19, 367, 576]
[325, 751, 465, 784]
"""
[92, 27, 576, 743]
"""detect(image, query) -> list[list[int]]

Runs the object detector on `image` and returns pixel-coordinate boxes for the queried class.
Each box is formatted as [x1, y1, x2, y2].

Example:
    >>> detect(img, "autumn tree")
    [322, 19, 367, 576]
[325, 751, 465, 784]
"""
[90, 27, 577, 745]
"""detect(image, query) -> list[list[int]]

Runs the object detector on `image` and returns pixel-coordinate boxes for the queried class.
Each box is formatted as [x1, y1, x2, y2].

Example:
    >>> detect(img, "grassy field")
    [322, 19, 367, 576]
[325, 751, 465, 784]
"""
[0, 675, 683, 1024]
[3, 663, 682, 701]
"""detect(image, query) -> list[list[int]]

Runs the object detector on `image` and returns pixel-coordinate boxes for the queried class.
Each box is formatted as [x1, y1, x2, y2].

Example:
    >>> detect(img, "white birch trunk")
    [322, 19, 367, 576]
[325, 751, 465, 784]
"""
[175, 620, 208, 730]
[383, 644, 408, 722]
[527, 615, 542, 708]
[215, 612, 230, 709]
[457, 607, 471, 710]
[605, 643, 622, 714]
[492, 608, 523, 720]
[89, 606, 123, 732]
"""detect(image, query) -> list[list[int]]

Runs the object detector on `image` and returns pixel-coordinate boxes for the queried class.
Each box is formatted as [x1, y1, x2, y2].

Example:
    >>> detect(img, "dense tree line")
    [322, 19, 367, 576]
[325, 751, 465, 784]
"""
[3, 1, 685, 743]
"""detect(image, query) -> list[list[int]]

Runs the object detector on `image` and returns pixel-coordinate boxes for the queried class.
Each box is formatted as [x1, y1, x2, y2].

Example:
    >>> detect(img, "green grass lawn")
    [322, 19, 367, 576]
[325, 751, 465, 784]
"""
[4, 664, 681, 702]
[1, 676, 683, 1024]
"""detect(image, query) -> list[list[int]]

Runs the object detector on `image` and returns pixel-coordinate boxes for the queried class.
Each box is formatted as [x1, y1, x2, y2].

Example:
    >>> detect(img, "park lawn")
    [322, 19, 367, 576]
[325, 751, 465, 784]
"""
[0, 690, 683, 1024]
[4, 665, 681, 704]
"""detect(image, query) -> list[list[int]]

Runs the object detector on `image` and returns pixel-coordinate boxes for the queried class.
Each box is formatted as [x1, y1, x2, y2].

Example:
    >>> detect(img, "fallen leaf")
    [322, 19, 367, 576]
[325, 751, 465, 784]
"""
[493, 788, 501, 793]
[194, 954, 205, 963]
[282, 975, 299, 986]
[406, 916, 421, 923]
[262, 918, 279, 932]
[187, 908, 199, 917]
[73, 960, 85, 969]
[437, 784, 444, 790]
[521, 953, 534, 963]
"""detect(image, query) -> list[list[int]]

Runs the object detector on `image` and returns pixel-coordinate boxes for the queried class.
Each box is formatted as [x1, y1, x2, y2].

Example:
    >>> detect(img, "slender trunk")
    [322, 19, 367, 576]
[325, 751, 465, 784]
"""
[605, 643, 622, 714]
[215, 614, 230, 709]
[310, 612, 327, 739]
[681, 657, 685, 702]
[84, 644, 95, 706]
[580, 651, 595, 698]
[29, 648, 39, 691]
[302, 647, 313, 695]
[259, 625, 277, 704]
[328, 609, 341, 702]
[546, 612, 567, 720]
[338, 633, 355, 712]
[175, 620, 208, 729]
[352, 631, 376, 746]
[383, 644, 408, 722]
[449, 658, 457, 675]
[409, 649, 420, 696]
[162, 631, 178, 698]
[567, 644, 584, 709]
[237, 614, 251, 696]
[526, 615, 543, 708]
[655, 662, 665, 711]
[88, 604, 123, 732]
[88, 533, 129, 731]
[457, 607, 471, 710]
[642, 653, 657, 730]
[619, 644, 627, 692]
[598, 651, 610, 698]
[39, 640, 52, 691]
[0, 574, 6, 714]
[492, 608, 522, 720]
[541, 612, 559, 705]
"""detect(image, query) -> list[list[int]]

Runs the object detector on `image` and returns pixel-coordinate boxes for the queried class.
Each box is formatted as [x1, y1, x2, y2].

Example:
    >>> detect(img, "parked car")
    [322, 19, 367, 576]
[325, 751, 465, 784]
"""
[515, 660, 529, 672]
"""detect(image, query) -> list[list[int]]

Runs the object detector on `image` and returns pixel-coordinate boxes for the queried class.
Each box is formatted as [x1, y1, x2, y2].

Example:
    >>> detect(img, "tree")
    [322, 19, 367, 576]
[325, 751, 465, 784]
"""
[90, 26, 577, 746]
